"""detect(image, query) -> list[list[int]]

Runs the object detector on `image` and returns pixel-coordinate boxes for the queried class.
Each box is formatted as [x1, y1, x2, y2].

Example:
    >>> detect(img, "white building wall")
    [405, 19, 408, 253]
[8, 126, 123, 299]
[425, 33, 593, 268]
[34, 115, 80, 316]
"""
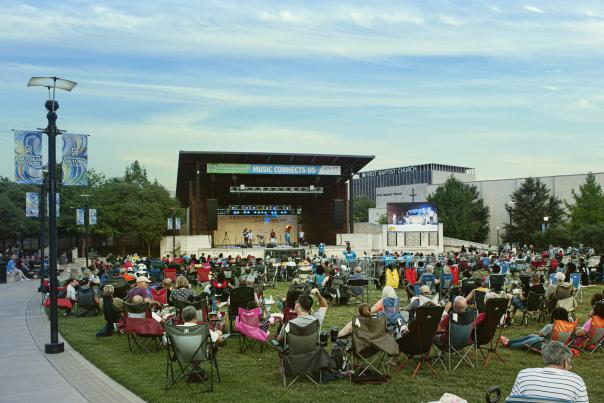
[377, 172, 604, 246]
[431, 171, 475, 185]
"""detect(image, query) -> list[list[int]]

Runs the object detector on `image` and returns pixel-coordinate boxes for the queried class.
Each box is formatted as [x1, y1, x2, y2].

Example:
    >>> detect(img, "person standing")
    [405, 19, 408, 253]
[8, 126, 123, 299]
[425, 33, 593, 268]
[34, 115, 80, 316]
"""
[270, 229, 276, 246]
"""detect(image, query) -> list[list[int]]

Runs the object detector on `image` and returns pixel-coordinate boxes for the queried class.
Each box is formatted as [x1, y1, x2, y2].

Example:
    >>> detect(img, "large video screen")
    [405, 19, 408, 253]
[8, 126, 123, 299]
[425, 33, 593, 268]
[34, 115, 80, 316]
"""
[386, 202, 438, 225]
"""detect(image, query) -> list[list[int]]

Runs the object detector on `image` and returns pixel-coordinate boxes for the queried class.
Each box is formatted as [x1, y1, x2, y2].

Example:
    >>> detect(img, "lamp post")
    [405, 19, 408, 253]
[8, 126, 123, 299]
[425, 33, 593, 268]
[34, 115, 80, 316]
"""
[39, 169, 48, 290]
[28, 76, 77, 355]
[169, 207, 176, 258]
[496, 226, 500, 248]
[80, 194, 91, 269]
[542, 216, 549, 234]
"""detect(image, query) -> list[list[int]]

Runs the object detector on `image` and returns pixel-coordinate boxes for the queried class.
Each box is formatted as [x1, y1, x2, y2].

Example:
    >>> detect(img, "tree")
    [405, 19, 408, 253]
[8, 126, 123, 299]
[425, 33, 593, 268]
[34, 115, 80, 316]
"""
[124, 161, 149, 187]
[427, 177, 490, 242]
[566, 173, 604, 251]
[505, 177, 564, 245]
[0, 177, 39, 247]
[353, 196, 375, 223]
[377, 213, 388, 225]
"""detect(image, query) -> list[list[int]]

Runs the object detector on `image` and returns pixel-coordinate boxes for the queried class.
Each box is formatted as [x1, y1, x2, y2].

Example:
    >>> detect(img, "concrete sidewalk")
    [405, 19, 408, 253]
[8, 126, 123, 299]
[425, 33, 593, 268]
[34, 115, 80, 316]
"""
[0, 279, 145, 403]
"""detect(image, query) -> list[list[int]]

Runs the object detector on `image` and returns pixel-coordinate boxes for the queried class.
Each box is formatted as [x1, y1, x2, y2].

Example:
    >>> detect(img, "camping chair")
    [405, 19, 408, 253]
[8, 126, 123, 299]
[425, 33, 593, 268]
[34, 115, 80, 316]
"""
[347, 277, 370, 304]
[475, 290, 487, 313]
[124, 302, 164, 353]
[520, 292, 545, 326]
[265, 266, 277, 288]
[149, 267, 162, 282]
[235, 307, 269, 353]
[164, 322, 214, 392]
[227, 286, 256, 334]
[474, 298, 508, 368]
[107, 277, 129, 300]
[164, 267, 177, 282]
[570, 272, 583, 303]
[196, 267, 212, 285]
[397, 305, 444, 378]
[434, 309, 478, 371]
[151, 287, 167, 305]
[573, 315, 604, 358]
[439, 273, 454, 302]
[525, 320, 577, 353]
[76, 287, 98, 316]
[350, 316, 398, 378]
[100, 295, 121, 336]
[272, 319, 330, 387]
[461, 278, 475, 297]
[488, 274, 506, 293]
[418, 274, 436, 294]
[377, 297, 405, 337]
[551, 285, 577, 320]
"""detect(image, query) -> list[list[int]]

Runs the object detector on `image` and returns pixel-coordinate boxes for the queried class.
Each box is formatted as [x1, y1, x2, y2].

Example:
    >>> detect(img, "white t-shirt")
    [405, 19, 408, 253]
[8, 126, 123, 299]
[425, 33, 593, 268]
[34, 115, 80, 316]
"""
[510, 367, 588, 402]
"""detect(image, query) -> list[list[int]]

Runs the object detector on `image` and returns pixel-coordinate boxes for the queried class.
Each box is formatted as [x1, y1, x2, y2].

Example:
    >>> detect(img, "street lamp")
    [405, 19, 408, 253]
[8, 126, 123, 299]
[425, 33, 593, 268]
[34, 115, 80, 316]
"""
[542, 216, 549, 234]
[39, 168, 48, 291]
[496, 226, 500, 248]
[169, 207, 176, 258]
[504, 201, 515, 243]
[28, 76, 77, 355]
[80, 194, 91, 269]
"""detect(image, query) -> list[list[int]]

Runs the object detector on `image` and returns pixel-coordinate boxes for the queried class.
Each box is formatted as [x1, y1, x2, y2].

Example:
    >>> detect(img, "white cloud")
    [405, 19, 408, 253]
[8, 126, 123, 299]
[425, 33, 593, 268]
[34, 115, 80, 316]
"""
[438, 15, 463, 26]
[524, 5, 545, 14]
[258, 10, 305, 23]
[544, 86, 560, 91]
[489, 5, 503, 13]
[578, 98, 597, 110]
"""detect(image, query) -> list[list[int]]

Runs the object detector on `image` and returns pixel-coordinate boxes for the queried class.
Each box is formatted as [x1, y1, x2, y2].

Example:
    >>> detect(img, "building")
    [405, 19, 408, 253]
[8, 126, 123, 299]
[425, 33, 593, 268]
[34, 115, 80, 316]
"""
[372, 171, 604, 246]
[176, 151, 373, 246]
[353, 163, 475, 201]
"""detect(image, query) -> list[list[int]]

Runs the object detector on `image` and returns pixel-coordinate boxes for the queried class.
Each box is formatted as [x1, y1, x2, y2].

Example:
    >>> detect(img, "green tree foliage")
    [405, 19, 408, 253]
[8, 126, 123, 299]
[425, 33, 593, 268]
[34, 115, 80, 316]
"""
[353, 196, 375, 222]
[0, 177, 39, 243]
[427, 177, 490, 242]
[505, 177, 564, 245]
[565, 173, 604, 251]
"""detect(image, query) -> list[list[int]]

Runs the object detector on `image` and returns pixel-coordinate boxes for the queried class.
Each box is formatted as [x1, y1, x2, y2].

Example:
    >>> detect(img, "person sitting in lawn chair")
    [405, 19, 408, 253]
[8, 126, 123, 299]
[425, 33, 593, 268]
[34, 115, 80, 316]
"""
[500, 307, 569, 351]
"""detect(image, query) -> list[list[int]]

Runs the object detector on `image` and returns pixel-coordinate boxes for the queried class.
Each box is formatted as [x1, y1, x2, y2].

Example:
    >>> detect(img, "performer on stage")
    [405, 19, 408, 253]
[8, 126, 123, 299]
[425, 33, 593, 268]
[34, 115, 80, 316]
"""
[284, 225, 291, 246]
[270, 229, 276, 246]
[243, 228, 248, 246]
[247, 229, 254, 247]
[298, 230, 305, 246]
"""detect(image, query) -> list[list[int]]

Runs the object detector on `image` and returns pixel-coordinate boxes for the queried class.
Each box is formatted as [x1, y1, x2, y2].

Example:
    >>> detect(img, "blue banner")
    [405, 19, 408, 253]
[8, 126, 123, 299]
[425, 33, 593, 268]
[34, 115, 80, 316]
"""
[14, 130, 43, 185]
[76, 208, 85, 225]
[26, 192, 39, 218]
[89, 209, 97, 225]
[62, 133, 88, 186]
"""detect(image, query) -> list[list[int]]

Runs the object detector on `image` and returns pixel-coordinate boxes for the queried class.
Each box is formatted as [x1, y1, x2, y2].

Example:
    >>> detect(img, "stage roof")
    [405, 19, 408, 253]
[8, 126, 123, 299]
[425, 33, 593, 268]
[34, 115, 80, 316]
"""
[176, 151, 374, 204]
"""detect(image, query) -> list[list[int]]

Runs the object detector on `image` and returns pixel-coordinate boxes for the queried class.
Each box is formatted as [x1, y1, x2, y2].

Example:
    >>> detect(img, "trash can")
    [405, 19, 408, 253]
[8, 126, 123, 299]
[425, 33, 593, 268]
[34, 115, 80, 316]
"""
[0, 262, 6, 284]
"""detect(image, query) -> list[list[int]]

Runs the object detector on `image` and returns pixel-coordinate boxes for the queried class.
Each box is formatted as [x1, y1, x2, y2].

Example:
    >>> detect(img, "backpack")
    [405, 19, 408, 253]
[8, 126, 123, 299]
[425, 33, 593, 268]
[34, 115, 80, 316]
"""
[385, 268, 399, 289]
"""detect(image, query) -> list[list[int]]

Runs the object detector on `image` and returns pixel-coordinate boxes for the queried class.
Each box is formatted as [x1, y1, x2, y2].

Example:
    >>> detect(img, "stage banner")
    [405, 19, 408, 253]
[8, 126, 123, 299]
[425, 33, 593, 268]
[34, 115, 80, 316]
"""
[76, 209, 85, 225]
[14, 130, 43, 185]
[167, 218, 173, 230]
[207, 163, 341, 176]
[175, 218, 181, 230]
[89, 209, 97, 225]
[46, 193, 60, 218]
[26, 192, 39, 218]
[61, 133, 88, 186]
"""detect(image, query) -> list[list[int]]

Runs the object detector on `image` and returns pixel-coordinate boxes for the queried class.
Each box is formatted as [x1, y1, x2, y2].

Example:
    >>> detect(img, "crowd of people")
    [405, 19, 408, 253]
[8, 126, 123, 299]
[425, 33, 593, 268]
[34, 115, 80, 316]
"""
[38, 242, 603, 401]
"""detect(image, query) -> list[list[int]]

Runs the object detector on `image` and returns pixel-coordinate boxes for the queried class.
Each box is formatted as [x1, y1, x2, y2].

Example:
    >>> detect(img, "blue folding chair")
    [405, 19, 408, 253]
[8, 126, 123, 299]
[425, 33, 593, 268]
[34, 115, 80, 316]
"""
[439, 273, 453, 302]
[499, 261, 509, 275]
[570, 272, 582, 302]
[549, 273, 557, 285]
[377, 297, 404, 336]
[418, 273, 436, 294]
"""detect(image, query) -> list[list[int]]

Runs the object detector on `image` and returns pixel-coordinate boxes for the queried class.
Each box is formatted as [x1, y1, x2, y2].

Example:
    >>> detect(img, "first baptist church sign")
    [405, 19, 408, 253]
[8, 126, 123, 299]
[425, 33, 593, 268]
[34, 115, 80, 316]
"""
[360, 165, 418, 178]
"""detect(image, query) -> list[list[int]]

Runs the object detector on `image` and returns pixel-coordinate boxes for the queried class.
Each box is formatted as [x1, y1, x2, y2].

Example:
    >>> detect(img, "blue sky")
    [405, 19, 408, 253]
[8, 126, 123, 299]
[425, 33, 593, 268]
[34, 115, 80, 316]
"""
[1, 0, 604, 190]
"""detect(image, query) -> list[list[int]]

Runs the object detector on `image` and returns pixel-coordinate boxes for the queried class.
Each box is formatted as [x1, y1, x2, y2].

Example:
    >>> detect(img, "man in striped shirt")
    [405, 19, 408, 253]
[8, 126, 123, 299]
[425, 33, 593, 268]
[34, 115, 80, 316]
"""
[509, 341, 588, 402]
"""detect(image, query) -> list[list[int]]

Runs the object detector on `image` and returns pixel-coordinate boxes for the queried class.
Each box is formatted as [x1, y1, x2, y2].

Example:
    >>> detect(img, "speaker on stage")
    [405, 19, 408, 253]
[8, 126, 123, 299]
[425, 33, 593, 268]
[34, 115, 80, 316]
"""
[207, 199, 218, 231]
[333, 199, 344, 229]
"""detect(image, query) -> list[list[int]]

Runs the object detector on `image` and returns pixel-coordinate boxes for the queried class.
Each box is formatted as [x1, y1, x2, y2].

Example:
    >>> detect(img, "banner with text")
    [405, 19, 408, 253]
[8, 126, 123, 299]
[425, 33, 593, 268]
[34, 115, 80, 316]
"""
[14, 130, 43, 185]
[26, 192, 39, 218]
[167, 218, 173, 230]
[89, 209, 97, 225]
[62, 133, 88, 186]
[207, 163, 341, 176]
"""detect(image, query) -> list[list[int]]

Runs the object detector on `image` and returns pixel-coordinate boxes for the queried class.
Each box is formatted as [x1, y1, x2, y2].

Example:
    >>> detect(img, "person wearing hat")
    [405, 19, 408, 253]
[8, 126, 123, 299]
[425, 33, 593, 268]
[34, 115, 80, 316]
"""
[90, 276, 101, 305]
[405, 284, 438, 321]
[349, 266, 366, 298]
[128, 275, 154, 304]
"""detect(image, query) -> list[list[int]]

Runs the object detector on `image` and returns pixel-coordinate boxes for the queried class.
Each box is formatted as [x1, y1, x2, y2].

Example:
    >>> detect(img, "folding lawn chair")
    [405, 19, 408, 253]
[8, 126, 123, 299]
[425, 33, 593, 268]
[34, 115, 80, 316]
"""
[474, 298, 508, 368]
[76, 287, 98, 317]
[377, 297, 405, 337]
[227, 286, 256, 334]
[264, 266, 277, 288]
[235, 307, 269, 353]
[164, 322, 215, 392]
[461, 278, 475, 297]
[434, 309, 478, 371]
[397, 305, 444, 378]
[272, 318, 331, 387]
[350, 316, 398, 378]
[488, 274, 506, 293]
[151, 287, 167, 305]
[573, 315, 604, 358]
[347, 277, 370, 304]
[124, 302, 164, 353]
[475, 290, 487, 313]
[439, 273, 453, 302]
[570, 272, 583, 303]
[164, 267, 177, 282]
[520, 291, 545, 326]
[525, 319, 577, 353]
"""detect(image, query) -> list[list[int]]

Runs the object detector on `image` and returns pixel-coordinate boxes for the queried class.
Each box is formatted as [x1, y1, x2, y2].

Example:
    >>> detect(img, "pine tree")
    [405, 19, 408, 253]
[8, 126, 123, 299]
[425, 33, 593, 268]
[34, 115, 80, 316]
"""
[505, 177, 564, 245]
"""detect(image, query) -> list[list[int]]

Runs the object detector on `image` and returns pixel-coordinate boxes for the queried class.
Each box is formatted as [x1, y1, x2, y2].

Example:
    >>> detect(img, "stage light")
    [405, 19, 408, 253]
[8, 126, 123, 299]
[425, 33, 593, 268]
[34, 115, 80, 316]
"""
[240, 184, 245, 190]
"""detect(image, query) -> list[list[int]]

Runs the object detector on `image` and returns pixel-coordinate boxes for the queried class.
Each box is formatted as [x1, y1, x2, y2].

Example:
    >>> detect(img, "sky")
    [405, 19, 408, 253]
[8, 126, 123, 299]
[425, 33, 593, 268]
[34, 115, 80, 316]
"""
[1, 0, 604, 191]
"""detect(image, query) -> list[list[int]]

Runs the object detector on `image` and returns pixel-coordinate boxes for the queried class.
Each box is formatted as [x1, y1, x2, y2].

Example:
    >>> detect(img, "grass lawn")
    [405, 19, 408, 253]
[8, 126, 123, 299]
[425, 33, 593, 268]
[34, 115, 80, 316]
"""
[57, 280, 604, 403]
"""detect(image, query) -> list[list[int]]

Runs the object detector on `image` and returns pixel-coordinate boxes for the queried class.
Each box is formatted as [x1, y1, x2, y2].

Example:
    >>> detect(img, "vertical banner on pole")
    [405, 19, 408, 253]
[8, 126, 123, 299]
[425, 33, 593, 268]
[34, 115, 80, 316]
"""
[167, 218, 173, 230]
[61, 133, 88, 186]
[14, 130, 43, 185]
[89, 209, 97, 225]
[76, 208, 85, 225]
[175, 218, 181, 230]
[26, 192, 40, 217]
[46, 193, 60, 218]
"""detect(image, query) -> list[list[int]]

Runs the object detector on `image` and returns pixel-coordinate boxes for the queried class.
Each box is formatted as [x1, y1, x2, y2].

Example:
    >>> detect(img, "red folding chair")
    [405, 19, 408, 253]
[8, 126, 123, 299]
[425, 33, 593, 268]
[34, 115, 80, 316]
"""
[164, 267, 177, 282]
[151, 287, 167, 305]
[197, 267, 212, 283]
